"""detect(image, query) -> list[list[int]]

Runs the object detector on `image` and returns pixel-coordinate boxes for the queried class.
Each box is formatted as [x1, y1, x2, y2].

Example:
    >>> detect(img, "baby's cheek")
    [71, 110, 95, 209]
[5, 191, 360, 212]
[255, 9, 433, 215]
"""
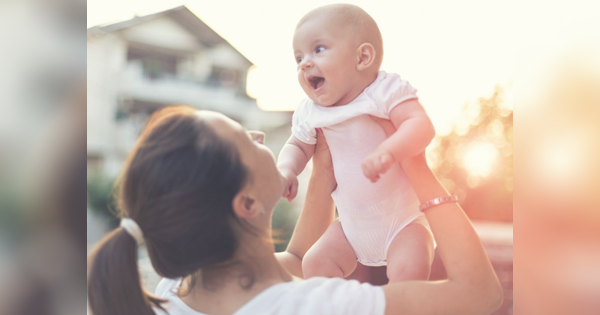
[298, 79, 309, 91]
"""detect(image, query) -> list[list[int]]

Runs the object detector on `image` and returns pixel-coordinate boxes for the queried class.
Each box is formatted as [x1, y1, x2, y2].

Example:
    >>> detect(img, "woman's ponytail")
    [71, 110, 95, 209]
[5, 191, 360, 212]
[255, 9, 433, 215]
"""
[88, 106, 252, 314]
[87, 228, 166, 315]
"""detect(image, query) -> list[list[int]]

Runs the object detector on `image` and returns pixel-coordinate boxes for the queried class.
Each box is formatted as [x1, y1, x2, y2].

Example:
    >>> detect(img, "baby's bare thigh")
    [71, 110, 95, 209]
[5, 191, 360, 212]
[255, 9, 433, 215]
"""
[386, 222, 435, 281]
[304, 219, 357, 277]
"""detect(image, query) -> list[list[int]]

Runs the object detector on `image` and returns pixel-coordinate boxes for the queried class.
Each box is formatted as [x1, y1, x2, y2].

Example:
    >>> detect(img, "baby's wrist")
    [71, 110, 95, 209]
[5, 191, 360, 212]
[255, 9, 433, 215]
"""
[280, 167, 296, 178]
[377, 145, 397, 161]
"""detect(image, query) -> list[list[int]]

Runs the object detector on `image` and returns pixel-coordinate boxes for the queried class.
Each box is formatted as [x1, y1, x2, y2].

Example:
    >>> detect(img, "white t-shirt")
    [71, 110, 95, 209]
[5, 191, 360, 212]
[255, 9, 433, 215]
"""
[154, 277, 386, 315]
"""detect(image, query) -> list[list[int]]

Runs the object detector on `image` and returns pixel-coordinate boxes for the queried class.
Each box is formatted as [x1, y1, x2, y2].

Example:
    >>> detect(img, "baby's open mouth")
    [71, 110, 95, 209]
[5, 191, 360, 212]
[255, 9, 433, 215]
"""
[308, 76, 325, 90]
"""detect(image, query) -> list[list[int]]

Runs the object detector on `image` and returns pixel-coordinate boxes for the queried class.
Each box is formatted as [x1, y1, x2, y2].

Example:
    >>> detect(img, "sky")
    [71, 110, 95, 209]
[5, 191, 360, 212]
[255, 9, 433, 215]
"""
[87, 0, 517, 134]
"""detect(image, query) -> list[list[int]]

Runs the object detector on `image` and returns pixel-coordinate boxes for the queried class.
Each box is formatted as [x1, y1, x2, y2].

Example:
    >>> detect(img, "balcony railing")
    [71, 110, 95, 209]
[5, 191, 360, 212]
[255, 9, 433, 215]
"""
[120, 62, 253, 116]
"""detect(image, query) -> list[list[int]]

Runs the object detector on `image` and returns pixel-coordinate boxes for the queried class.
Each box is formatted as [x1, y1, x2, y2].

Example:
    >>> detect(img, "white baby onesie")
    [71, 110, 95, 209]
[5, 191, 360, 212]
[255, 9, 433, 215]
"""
[292, 71, 433, 266]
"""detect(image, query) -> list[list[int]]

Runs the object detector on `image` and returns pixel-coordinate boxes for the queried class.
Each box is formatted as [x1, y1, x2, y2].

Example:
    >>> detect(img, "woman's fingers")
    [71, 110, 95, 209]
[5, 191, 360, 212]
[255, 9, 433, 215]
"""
[315, 128, 326, 143]
[314, 129, 332, 165]
[313, 128, 337, 190]
[314, 129, 329, 152]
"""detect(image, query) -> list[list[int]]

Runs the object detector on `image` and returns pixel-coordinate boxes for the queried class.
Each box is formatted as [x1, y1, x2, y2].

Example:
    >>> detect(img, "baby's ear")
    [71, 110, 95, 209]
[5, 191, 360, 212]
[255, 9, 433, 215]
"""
[356, 43, 376, 71]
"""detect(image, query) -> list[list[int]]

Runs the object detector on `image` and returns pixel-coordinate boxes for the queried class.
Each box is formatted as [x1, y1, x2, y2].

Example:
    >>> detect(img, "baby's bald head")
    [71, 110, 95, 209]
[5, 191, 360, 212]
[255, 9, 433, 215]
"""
[296, 4, 383, 69]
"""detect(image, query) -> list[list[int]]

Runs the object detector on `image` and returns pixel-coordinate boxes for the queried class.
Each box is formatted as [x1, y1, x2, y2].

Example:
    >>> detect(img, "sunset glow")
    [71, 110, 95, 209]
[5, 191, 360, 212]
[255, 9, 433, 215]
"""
[535, 134, 586, 183]
[463, 143, 499, 177]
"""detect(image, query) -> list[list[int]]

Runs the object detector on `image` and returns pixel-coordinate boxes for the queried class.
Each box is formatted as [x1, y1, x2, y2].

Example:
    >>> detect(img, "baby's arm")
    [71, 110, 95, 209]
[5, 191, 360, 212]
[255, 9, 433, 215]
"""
[278, 135, 316, 201]
[362, 99, 435, 182]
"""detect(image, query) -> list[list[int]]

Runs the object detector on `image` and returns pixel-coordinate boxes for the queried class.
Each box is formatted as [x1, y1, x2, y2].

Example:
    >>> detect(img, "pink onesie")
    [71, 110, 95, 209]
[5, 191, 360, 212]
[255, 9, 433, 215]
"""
[292, 71, 434, 266]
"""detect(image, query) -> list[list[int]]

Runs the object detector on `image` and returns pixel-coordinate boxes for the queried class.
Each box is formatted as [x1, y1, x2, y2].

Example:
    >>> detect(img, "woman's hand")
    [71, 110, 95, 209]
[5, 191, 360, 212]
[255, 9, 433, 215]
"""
[311, 128, 337, 192]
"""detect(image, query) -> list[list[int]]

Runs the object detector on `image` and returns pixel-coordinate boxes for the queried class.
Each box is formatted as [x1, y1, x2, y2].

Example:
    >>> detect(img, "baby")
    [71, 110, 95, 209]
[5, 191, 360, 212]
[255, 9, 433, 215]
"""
[277, 4, 436, 282]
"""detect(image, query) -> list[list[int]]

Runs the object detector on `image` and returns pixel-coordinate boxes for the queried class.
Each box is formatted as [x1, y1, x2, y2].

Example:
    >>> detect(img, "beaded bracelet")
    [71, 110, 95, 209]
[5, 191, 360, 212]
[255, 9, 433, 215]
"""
[419, 195, 459, 212]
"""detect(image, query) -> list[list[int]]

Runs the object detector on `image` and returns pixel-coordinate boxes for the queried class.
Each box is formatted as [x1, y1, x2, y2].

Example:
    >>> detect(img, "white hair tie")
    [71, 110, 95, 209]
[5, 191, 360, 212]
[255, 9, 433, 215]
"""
[120, 218, 144, 245]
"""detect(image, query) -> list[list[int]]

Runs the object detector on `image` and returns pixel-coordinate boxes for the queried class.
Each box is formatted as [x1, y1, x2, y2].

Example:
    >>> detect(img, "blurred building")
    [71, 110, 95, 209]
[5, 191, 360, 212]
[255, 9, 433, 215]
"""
[87, 6, 289, 176]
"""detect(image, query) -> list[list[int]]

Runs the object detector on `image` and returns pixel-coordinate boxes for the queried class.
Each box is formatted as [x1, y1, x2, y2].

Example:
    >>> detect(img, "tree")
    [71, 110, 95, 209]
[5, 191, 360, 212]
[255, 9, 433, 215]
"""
[429, 85, 513, 222]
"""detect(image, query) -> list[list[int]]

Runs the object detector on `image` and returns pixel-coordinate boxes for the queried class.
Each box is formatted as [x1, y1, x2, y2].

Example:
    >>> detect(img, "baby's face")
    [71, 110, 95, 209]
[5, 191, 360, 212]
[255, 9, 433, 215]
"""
[293, 18, 359, 106]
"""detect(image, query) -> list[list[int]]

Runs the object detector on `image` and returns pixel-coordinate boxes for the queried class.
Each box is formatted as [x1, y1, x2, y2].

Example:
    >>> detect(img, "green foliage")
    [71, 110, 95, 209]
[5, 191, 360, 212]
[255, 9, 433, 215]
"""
[271, 200, 299, 252]
[87, 173, 119, 228]
[0, 186, 24, 244]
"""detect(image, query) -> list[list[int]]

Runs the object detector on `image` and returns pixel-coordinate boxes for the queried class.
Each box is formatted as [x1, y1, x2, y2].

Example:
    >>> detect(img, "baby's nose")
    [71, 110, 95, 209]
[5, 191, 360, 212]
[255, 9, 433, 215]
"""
[300, 58, 313, 70]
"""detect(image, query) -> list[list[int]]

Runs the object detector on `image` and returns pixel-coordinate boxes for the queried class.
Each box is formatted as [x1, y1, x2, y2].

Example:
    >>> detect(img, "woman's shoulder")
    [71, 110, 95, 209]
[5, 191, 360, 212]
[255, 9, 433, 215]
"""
[153, 277, 385, 315]
[240, 277, 386, 315]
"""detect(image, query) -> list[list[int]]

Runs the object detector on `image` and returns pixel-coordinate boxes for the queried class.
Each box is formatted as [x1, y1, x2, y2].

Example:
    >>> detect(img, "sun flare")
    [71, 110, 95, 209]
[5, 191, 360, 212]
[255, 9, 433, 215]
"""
[463, 143, 499, 177]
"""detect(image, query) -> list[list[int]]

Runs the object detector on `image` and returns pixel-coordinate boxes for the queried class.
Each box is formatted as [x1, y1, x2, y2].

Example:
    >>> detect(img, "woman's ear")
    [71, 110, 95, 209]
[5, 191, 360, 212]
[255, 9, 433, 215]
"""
[232, 192, 262, 219]
[356, 43, 376, 71]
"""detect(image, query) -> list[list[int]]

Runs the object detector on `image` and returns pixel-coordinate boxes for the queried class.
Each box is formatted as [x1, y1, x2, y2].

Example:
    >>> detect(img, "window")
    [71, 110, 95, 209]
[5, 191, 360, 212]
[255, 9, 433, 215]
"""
[127, 46, 179, 79]
[207, 66, 239, 88]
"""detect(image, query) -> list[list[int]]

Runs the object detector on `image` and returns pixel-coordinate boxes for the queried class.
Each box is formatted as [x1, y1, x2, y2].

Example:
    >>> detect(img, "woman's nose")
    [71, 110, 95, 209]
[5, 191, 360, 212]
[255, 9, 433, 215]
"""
[249, 131, 266, 144]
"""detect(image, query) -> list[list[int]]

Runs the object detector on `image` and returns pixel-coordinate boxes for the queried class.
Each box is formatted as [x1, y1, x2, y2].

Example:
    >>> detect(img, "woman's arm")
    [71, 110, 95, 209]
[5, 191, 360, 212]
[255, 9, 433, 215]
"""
[276, 129, 337, 278]
[373, 118, 503, 315]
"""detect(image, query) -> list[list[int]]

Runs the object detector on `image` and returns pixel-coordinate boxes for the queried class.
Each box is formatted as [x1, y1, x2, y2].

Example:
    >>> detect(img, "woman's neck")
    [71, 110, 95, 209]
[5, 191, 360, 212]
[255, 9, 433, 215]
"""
[180, 242, 293, 315]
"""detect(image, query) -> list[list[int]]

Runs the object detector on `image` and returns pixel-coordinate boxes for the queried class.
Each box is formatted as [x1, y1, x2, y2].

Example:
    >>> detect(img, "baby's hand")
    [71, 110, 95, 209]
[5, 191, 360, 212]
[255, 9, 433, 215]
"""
[362, 148, 395, 183]
[281, 170, 299, 202]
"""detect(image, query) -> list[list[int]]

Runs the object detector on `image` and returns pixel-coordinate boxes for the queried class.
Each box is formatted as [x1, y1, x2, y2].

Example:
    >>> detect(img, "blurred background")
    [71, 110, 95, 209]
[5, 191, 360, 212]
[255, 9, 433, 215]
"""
[0, 1, 85, 315]
[514, 1, 600, 314]
[86, 1, 514, 314]
[0, 0, 597, 315]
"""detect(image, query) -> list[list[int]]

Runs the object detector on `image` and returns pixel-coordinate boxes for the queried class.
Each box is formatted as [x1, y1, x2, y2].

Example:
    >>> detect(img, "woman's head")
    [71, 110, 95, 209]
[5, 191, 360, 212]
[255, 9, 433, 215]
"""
[201, 110, 284, 217]
[88, 106, 284, 315]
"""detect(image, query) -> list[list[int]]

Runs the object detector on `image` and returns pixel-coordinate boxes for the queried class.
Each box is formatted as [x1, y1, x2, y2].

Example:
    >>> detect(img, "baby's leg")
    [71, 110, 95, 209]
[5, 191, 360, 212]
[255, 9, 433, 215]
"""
[302, 219, 357, 278]
[386, 221, 435, 282]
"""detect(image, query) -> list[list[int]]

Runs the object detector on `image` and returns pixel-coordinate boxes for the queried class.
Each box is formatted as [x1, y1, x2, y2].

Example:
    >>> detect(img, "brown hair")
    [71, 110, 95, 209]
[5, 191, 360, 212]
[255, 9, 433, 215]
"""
[87, 106, 249, 315]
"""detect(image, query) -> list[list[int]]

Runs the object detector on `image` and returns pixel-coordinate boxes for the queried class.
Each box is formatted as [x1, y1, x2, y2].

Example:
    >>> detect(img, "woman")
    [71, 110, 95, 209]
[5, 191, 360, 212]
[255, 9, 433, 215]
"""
[87, 106, 502, 315]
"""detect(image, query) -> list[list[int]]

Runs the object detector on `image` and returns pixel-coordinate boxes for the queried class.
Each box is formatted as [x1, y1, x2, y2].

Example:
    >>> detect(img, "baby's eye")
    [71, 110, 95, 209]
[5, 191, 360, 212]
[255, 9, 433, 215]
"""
[315, 46, 325, 53]
[296, 56, 303, 64]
